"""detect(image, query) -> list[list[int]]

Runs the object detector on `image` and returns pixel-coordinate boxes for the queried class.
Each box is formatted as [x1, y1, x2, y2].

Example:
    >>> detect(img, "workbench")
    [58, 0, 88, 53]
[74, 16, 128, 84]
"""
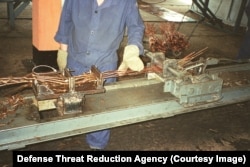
[1, 64, 250, 150]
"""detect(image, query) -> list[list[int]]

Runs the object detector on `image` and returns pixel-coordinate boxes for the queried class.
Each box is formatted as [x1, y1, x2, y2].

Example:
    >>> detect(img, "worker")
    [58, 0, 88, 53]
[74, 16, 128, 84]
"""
[54, 0, 145, 150]
[237, 0, 250, 60]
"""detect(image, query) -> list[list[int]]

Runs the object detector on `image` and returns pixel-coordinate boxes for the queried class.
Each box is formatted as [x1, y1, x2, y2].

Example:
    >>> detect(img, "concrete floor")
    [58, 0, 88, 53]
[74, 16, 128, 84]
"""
[0, 1, 250, 166]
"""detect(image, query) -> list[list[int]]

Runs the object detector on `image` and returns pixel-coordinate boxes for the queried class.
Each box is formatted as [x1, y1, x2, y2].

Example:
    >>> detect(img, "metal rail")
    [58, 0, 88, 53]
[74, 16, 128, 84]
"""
[0, 76, 250, 150]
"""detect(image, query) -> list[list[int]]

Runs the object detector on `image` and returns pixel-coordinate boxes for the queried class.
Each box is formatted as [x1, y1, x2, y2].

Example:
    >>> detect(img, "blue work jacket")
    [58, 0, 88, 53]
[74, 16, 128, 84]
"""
[54, 0, 145, 68]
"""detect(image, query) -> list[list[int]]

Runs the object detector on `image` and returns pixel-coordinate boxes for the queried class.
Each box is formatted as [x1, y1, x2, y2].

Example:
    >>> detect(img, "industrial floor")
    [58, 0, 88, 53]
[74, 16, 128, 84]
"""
[0, 1, 250, 166]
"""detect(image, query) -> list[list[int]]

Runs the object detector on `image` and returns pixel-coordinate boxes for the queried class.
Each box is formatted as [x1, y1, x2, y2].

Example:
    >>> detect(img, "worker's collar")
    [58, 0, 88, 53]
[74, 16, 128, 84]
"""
[97, 0, 104, 6]
[94, 0, 119, 9]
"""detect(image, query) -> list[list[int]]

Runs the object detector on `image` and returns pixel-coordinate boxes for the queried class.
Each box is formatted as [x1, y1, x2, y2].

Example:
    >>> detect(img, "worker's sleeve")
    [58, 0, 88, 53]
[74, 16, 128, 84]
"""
[54, 0, 72, 44]
[125, 0, 145, 55]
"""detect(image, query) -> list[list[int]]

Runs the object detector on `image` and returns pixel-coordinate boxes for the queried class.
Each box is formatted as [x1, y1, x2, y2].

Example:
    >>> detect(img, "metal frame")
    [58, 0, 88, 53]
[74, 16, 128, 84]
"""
[0, 76, 250, 150]
[191, 0, 249, 33]
[0, 0, 30, 28]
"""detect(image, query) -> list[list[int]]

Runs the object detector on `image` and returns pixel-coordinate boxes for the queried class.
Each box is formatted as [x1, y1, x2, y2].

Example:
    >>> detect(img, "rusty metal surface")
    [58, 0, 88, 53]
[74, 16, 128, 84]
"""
[83, 82, 174, 114]
[0, 80, 171, 128]
[0, 78, 250, 150]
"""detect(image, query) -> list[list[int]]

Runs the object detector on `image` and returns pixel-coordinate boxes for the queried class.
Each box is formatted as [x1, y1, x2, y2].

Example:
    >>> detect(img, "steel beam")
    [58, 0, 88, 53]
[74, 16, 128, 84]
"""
[0, 77, 250, 151]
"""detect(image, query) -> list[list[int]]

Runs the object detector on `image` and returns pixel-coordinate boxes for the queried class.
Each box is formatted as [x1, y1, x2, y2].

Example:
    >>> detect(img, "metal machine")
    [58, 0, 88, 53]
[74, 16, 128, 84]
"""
[32, 65, 105, 115]
[146, 48, 223, 105]
[0, 50, 250, 150]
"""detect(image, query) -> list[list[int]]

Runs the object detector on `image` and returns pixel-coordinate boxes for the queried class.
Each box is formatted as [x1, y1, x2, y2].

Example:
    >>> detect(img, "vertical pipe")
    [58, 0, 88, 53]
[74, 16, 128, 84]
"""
[234, 0, 248, 32]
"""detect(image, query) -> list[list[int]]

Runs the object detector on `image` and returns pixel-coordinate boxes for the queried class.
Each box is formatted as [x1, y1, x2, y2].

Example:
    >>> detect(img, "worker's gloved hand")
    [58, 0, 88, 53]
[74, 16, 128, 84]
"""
[57, 49, 68, 71]
[118, 45, 144, 73]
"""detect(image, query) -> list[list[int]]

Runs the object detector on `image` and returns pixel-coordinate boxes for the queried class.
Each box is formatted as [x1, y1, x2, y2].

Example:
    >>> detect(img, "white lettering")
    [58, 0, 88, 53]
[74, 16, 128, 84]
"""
[55, 155, 84, 162]
[216, 155, 243, 164]
[134, 155, 168, 164]
[87, 155, 132, 162]
[17, 155, 53, 162]
[172, 155, 213, 164]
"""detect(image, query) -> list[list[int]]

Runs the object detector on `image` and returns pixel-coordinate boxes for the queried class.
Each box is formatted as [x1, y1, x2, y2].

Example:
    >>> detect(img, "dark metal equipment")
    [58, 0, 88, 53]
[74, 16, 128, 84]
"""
[145, 49, 250, 105]
[32, 65, 105, 115]
[0, 50, 250, 150]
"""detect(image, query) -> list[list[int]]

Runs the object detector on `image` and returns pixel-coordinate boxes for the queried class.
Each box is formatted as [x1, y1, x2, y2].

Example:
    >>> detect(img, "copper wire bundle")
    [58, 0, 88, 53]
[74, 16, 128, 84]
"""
[0, 65, 161, 89]
[0, 72, 96, 88]
[0, 47, 209, 89]
[178, 47, 208, 67]
[145, 22, 189, 54]
[0, 95, 24, 123]
[103, 69, 145, 79]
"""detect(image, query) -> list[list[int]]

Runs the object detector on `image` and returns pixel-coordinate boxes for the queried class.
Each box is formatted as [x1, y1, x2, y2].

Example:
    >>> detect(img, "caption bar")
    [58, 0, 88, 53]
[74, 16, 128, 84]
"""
[13, 151, 249, 166]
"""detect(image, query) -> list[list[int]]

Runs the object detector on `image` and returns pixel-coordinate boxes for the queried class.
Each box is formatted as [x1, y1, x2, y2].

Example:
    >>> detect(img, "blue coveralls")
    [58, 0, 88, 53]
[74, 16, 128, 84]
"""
[237, 1, 250, 59]
[54, 0, 145, 149]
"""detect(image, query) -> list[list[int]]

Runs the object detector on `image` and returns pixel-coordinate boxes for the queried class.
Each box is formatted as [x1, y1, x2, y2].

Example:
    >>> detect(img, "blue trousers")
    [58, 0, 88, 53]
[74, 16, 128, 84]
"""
[67, 57, 117, 149]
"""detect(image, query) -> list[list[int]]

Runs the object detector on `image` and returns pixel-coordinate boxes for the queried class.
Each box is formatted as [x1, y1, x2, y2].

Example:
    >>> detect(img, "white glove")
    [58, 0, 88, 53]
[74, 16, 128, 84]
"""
[118, 45, 144, 72]
[57, 49, 68, 71]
